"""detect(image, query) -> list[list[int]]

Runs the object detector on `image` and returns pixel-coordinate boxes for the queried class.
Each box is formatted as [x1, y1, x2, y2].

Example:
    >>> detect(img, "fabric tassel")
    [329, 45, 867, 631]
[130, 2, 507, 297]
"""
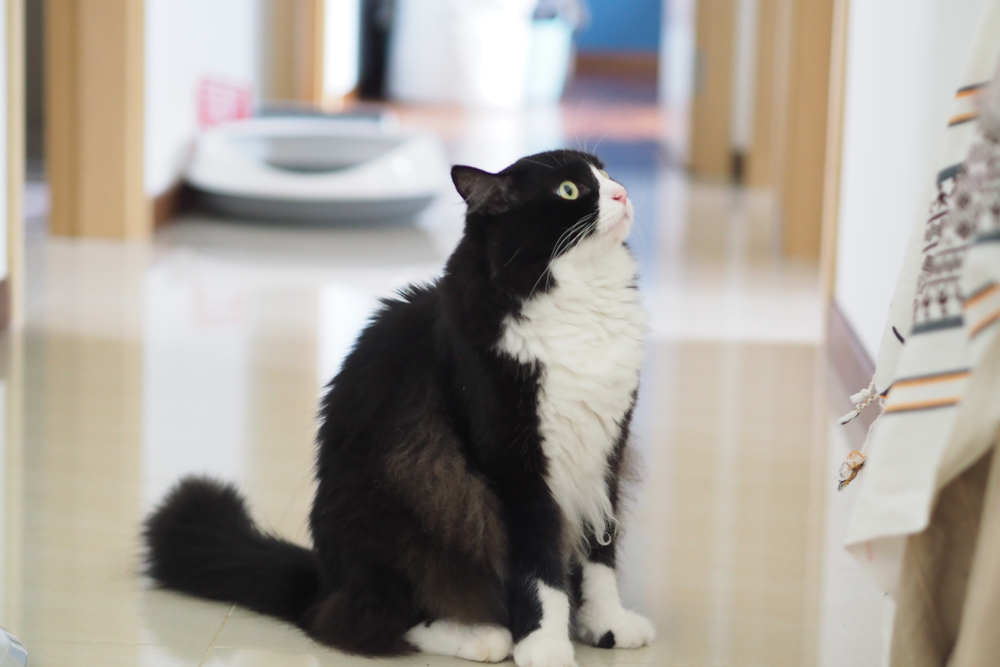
[836, 378, 881, 490]
[838, 450, 868, 490]
[838, 377, 879, 425]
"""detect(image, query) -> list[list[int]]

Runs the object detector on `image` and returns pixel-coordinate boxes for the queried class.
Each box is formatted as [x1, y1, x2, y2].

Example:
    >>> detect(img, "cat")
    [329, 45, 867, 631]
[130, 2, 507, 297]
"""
[144, 149, 655, 667]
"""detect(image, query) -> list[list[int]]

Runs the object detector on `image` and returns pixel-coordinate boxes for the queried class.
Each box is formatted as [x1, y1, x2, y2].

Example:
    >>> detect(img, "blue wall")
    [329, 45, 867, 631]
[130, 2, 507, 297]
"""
[575, 0, 661, 53]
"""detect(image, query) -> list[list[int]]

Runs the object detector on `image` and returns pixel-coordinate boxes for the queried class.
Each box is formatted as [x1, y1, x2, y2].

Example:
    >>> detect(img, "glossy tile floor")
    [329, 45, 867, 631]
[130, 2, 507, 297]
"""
[3, 106, 884, 665]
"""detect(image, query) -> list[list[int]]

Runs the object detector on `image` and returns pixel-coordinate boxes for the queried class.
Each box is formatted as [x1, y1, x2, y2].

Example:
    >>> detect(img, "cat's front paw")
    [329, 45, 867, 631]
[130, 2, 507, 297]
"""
[576, 606, 655, 649]
[513, 630, 577, 667]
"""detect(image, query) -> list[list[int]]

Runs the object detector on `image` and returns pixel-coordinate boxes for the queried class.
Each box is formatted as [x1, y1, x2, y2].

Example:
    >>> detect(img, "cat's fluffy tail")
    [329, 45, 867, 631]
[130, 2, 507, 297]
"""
[143, 476, 321, 626]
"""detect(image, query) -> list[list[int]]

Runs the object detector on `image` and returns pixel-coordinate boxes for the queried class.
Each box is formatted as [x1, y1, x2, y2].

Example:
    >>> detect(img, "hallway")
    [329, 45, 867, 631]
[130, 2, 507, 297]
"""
[1, 131, 884, 665]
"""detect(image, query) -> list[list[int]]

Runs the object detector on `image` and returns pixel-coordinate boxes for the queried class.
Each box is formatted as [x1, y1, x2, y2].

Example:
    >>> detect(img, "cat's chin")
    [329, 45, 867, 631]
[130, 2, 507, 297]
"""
[597, 199, 635, 243]
[603, 215, 633, 243]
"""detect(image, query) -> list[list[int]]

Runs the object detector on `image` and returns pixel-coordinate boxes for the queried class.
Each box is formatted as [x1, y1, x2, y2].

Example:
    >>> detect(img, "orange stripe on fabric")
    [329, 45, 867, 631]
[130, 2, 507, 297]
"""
[892, 370, 970, 389]
[948, 111, 980, 126]
[955, 87, 984, 99]
[970, 308, 1000, 338]
[964, 283, 999, 308]
[884, 398, 960, 414]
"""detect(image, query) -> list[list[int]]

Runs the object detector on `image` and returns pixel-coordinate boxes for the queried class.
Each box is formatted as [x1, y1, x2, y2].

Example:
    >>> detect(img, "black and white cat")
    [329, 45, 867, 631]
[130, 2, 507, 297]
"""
[144, 149, 655, 667]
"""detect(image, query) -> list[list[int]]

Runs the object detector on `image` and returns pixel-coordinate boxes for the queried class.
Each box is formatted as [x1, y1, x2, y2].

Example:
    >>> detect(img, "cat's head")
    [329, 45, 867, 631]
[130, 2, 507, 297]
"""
[450, 150, 633, 283]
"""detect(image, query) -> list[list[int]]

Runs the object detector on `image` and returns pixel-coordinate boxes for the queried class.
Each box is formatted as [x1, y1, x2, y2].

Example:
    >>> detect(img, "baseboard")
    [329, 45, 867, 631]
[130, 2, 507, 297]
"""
[152, 180, 191, 229]
[575, 51, 658, 79]
[827, 300, 879, 437]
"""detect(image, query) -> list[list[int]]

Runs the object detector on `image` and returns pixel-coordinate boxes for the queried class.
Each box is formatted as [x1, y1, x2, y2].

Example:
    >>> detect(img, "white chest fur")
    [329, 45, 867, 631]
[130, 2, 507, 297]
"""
[498, 240, 647, 548]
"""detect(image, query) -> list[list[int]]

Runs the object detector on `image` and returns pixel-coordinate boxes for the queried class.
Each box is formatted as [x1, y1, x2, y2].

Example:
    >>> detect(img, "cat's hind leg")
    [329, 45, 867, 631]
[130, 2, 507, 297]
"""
[304, 566, 421, 656]
[404, 619, 513, 663]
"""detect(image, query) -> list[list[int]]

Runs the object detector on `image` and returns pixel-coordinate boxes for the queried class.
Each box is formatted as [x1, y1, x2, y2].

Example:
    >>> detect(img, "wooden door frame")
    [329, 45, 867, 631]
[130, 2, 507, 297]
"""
[45, 0, 147, 239]
[265, 0, 326, 106]
[4, 0, 24, 329]
[819, 0, 850, 300]
[690, 0, 737, 179]
[744, 0, 844, 261]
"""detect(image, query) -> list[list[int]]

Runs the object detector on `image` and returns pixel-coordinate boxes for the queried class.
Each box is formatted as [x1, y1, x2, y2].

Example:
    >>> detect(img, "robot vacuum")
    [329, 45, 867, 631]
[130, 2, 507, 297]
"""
[185, 115, 450, 224]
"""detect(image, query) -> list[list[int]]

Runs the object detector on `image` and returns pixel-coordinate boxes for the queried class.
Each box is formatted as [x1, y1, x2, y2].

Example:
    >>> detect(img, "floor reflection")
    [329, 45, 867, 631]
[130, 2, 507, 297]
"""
[142, 262, 251, 511]
[621, 341, 828, 666]
[0, 130, 883, 665]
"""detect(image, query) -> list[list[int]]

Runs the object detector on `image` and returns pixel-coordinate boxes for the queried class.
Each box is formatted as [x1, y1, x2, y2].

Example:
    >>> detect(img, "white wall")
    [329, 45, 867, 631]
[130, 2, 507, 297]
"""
[386, 0, 536, 108]
[834, 0, 986, 359]
[144, 0, 266, 198]
[659, 0, 696, 163]
[324, 0, 361, 98]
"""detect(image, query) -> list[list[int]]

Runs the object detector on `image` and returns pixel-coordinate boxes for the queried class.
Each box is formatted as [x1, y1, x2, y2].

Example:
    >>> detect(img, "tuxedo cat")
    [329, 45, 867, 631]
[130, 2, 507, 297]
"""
[144, 149, 655, 667]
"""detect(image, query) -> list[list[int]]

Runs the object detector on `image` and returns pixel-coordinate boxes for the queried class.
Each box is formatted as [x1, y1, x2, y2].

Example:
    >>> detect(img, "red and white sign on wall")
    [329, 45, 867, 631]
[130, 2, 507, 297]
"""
[197, 77, 254, 129]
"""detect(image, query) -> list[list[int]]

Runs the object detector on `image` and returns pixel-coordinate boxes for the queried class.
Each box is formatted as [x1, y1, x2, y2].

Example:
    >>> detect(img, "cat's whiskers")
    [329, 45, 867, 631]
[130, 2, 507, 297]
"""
[572, 101, 586, 148]
[571, 103, 593, 154]
[563, 219, 597, 257]
[550, 213, 597, 263]
[520, 159, 555, 170]
[528, 222, 587, 299]
[551, 215, 592, 256]
[557, 216, 596, 259]
[501, 248, 521, 269]
[591, 131, 610, 154]
[527, 213, 598, 300]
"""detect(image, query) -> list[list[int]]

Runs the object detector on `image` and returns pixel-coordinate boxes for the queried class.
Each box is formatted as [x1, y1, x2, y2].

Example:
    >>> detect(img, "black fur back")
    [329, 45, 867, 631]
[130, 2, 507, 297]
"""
[143, 477, 321, 625]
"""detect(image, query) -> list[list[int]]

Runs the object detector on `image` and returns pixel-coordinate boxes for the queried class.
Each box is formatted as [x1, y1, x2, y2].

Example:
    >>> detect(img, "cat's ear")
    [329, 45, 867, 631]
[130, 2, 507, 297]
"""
[451, 166, 513, 216]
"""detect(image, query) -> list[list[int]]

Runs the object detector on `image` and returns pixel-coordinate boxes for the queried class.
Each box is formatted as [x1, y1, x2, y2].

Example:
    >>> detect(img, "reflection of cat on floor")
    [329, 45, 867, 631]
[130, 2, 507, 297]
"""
[144, 149, 655, 667]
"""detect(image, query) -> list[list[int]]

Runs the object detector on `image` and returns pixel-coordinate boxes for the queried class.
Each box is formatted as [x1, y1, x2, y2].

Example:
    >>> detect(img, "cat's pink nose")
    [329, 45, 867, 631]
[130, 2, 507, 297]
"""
[611, 186, 628, 203]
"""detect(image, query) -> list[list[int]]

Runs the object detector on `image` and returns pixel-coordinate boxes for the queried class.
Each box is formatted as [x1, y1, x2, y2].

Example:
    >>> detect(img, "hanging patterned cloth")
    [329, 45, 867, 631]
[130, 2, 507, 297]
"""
[886, 83, 1000, 666]
[837, 0, 1000, 600]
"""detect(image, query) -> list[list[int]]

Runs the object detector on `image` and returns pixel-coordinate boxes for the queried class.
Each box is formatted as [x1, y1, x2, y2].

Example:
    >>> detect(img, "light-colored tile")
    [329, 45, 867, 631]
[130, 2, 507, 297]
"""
[1, 112, 881, 667]
[210, 608, 314, 652]
[138, 590, 234, 653]
[203, 642, 659, 667]
[215, 608, 663, 665]
[27, 641, 207, 667]
[213, 608, 665, 665]
[203, 645, 473, 667]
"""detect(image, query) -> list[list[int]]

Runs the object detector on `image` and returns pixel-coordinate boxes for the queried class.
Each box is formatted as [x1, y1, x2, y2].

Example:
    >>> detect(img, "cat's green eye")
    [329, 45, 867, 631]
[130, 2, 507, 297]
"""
[599, 169, 609, 178]
[557, 181, 579, 200]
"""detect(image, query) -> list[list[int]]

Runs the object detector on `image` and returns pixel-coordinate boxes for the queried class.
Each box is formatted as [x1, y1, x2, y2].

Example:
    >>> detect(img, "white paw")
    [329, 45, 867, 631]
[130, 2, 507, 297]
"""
[405, 621, 512, 663]
[576, 606, 655, 649]
[513, 630, 577, 667]
[460, 625, 513, 663]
